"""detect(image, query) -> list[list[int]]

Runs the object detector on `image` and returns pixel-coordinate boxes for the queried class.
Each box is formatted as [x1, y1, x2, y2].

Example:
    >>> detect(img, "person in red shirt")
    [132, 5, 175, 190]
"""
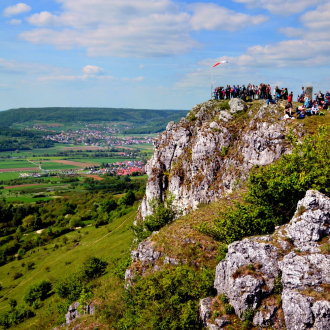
[288, 92, 293, 107]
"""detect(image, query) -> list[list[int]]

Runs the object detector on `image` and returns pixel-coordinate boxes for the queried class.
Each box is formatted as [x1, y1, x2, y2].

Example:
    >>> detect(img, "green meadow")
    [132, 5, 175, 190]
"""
[0, 209, 136, 330]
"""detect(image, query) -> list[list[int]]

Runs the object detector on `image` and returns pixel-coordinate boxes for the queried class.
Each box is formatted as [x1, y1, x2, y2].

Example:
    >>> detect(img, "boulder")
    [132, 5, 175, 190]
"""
[229, 98, 247, 114]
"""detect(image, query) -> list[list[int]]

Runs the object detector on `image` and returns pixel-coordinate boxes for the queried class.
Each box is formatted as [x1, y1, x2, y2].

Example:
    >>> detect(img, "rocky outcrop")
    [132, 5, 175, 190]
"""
[138, 100, 287, 220]
[53, 301, 95, 329]
[201, 190, 330, 329]
[125, 236, 183, 285]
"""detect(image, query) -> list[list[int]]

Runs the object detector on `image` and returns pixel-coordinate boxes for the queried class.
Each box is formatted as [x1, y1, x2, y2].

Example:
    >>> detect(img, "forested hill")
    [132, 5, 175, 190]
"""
[0, 107, 188, 130]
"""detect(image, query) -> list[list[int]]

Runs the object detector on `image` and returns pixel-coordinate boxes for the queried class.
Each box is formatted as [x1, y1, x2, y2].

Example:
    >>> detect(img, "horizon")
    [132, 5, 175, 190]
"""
[1, 0, 330, 110]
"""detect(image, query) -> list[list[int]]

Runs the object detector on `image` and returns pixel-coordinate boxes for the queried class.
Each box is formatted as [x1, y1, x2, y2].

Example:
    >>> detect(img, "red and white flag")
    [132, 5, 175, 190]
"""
[213, 60, 228, 67]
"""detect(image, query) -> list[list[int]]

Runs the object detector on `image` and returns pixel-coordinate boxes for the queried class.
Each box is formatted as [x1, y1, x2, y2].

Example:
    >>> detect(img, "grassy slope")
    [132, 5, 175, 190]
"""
[0, 208, 136, 330]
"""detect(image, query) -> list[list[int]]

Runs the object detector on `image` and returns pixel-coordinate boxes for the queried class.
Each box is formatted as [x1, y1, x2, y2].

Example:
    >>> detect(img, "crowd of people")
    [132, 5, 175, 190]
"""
[213, 84, 329, 120]
[283, 87, 329, 120]
[213, 83, 289, 102]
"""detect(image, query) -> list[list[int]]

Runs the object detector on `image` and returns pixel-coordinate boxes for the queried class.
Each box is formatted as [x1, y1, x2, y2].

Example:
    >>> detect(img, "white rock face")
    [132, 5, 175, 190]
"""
[138, 100, 287, 220]
[201, 190, 330, 329]
[214, 239, 280, 317]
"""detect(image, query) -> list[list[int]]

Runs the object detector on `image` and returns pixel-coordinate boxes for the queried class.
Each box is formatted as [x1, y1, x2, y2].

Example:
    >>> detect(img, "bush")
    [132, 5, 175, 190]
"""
[54, 273, 83, 302]
[0, 304, 34, 329]
[12, 272, 23, 280]
[219, 100, 230, 110]
[117, 265, 215, 329]
[23, 280, 52, 306]
[133, 193, 181, 242]
[118, 190, 135, 206]
[81, 256, 108, 279]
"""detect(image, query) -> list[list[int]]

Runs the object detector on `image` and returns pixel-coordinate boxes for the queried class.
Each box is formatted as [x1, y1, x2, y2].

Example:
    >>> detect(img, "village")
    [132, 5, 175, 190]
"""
[30, 122, 154, 148]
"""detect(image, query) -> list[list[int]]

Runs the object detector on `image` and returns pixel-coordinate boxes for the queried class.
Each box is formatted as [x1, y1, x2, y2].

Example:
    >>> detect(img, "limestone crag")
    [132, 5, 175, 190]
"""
[138, 99, 288, 220]
[201, 190, 330, 329]
[125, 236, 183, 285]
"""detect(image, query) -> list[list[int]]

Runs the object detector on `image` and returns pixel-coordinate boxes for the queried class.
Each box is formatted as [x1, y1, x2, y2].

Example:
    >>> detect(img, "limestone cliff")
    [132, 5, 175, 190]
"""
[200, 190, 330, 329]
[137, 99, 292, 220]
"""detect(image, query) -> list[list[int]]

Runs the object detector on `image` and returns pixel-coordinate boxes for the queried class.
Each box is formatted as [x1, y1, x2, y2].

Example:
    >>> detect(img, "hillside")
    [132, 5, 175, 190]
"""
[0, 107, 188, 134]
[1, 98, 330, 330]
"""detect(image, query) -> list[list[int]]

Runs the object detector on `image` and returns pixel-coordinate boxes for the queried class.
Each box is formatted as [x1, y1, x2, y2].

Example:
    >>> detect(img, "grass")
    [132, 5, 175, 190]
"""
[0, 161, 38, 169]
[0, 172, 21, 181]
[40, 162, 80, 170]
[0, 209, 137, 329]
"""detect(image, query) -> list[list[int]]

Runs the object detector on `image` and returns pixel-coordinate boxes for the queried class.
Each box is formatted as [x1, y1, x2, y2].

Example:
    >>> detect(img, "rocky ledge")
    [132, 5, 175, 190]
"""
[137, 99, 294, 221]
[200, 190, 330, 329]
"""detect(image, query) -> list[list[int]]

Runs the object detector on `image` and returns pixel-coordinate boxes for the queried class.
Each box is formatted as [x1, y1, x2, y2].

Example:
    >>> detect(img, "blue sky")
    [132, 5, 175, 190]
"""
[1, 0, 330, 111]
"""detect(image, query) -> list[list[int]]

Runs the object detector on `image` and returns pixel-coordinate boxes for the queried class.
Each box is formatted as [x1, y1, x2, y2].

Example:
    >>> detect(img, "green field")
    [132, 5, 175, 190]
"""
[0, 172, 21, 181]
[0, 160, 39, 169]
[40, 162, 80, 170]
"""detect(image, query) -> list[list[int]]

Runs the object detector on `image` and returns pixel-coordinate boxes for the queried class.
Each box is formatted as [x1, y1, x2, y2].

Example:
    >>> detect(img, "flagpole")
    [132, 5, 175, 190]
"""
[211, 66, 213, 99]
[211, 60, 228, 100]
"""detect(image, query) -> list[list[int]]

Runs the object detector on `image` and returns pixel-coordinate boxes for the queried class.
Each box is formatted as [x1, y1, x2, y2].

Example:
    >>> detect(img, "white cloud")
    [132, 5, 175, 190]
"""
[232, 0, 324, 15]
[20, 0, 267, 57]
[190, 3, 268, 32]
[82, 65, 104, 75]
[3, 3, 31, 17]
[140, 64, 145, 69]
[26, 12, 61, 27]
[301, 2, 330, 30]
[8, 19, 22, 25]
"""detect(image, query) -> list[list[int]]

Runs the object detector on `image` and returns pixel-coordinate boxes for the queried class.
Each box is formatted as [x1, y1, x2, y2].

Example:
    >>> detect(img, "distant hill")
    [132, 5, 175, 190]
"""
[0, 107, 188, 133]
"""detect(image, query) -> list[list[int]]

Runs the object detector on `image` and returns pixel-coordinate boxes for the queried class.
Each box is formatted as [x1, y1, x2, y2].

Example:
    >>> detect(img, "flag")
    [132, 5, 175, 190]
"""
[213, 60, 228, 67]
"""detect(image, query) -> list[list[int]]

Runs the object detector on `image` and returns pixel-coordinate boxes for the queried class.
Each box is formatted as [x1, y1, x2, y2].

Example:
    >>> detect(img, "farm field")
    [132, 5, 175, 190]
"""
[39, 161, 81, 170]
[0, 161, 38, 169]
[67, 157, 135, 164]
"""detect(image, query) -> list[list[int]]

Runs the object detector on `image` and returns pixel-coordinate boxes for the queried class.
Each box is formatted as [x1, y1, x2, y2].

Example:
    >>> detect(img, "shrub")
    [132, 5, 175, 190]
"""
[12, 272, 23, 280]
[0, 304, 34, 329]
[27, 261, 34, 270]
[118, 190, 135, 206]
[81, 256, 108, 279]
[219, 100, 230, 110]
[224, 304, 235, 315]
[24, 280, 52, 306]
[133, 193, 181, 242]
[117, 265, 215, 329]
[99, 199, 117, 213]
[54, 273, 83, 302]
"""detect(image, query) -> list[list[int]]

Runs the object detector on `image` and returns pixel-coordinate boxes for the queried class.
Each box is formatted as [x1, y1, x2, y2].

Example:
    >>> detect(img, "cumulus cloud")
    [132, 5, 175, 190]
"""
[82, 65, 104, 75]
[26, 12, 61, 27]
[301, 2, 330, 30]
[190, 3, 268, 32]
[232, 0, 324, 15]
[3, 3, 31, 17]
[20, 0, 267, 57]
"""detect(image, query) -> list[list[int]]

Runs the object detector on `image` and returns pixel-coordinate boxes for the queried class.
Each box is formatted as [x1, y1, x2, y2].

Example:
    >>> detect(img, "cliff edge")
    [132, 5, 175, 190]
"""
[137, 99, 294, 220]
